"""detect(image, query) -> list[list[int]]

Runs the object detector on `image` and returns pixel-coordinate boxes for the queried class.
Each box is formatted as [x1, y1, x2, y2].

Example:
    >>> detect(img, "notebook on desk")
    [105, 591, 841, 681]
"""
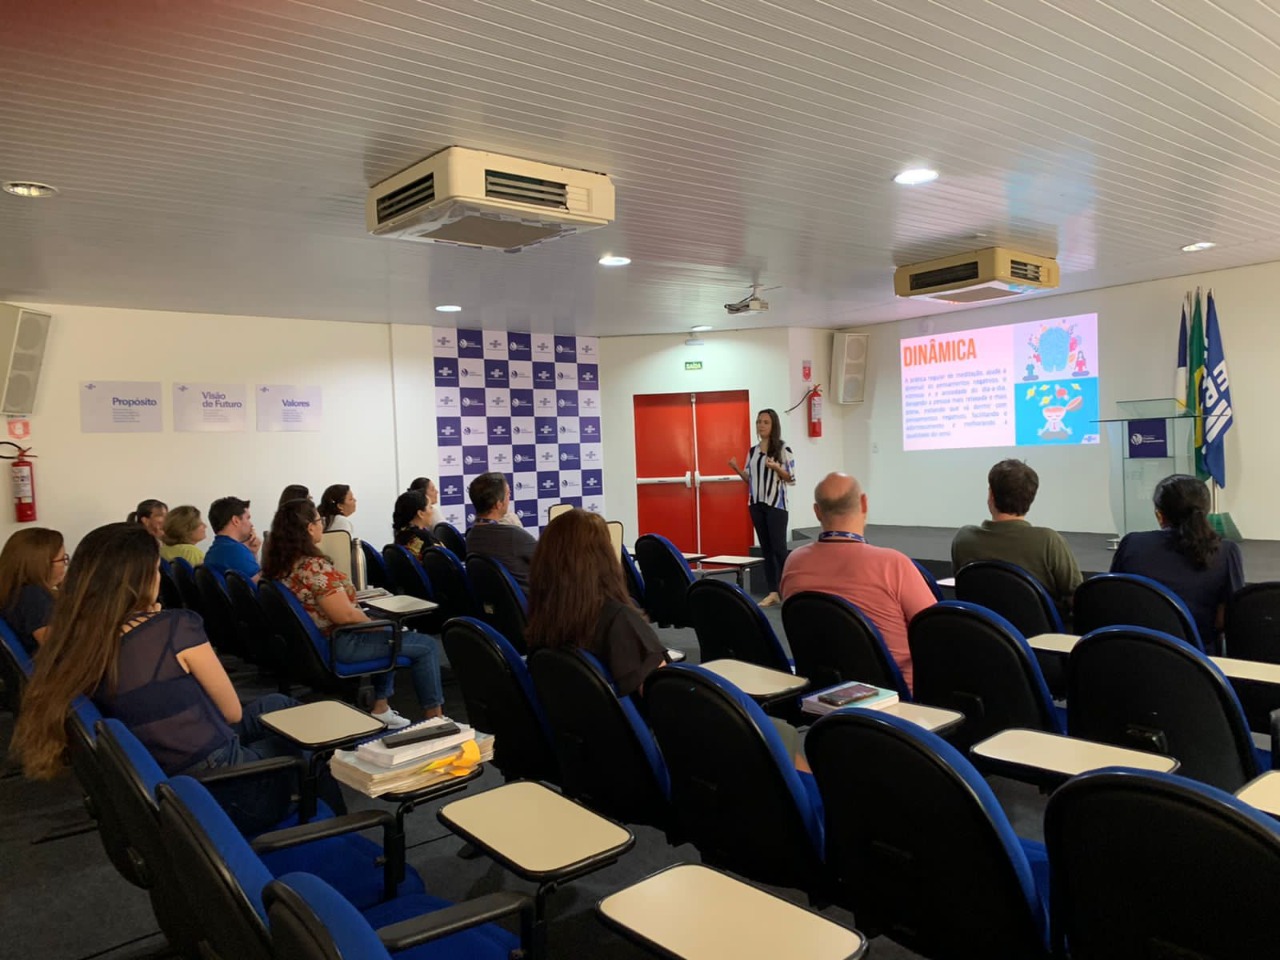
[801, 681, 899, 717]
[355, 716, 476, 768]
[355, 587, 392, 601]
[363, 594, 435, 615]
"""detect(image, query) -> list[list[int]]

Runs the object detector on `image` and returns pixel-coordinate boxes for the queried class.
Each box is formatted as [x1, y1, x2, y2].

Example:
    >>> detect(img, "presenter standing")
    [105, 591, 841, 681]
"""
[729, 408, 795, 607]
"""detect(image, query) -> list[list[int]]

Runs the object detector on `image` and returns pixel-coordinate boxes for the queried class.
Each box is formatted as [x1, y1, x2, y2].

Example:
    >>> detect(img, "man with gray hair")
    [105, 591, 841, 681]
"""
[780, 472, 936, 691]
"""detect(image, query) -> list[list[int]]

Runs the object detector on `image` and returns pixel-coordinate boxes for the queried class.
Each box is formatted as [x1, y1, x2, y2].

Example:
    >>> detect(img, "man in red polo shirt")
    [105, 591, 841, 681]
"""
[780, 472, 935, 691]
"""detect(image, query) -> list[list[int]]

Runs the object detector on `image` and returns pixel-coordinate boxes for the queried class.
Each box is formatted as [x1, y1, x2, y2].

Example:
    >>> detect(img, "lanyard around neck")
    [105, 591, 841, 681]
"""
[819, 530, 867, 544]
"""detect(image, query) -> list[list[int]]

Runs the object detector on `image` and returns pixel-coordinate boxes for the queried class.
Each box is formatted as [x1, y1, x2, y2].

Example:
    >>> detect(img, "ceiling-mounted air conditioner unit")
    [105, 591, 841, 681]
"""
[893, 247, 1059, 303]
[366, 146, 615, 252]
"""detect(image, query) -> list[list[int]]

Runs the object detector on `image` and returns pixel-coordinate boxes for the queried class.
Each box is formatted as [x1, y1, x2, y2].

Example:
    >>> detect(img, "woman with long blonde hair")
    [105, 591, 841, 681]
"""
[13, 522, 326, 833]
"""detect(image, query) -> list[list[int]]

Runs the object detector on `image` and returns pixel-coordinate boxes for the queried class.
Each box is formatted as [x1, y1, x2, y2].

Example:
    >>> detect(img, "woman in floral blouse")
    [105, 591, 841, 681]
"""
[262, 498, 443, 729]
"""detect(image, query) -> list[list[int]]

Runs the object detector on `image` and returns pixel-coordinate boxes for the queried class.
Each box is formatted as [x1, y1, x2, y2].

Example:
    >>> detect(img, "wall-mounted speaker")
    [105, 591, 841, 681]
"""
[831, 331, 868, 404]
[0, 304, 51, 415]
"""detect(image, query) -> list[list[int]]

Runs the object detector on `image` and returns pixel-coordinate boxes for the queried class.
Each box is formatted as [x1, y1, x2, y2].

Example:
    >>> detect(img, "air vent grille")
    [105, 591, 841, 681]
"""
[1009, 259, 1042, 282]
[376, 172, 434, 223]
[909, 261, 979, 291]
[485, 169, 567, 209]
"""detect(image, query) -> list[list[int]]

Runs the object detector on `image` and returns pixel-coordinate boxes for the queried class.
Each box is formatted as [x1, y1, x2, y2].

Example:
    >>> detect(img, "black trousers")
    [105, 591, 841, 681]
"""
[749, 502, 790, 594]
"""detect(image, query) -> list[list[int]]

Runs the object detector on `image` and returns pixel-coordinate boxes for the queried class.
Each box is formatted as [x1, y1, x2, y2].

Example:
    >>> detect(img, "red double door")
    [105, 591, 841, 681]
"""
[634, 390, 753, 556]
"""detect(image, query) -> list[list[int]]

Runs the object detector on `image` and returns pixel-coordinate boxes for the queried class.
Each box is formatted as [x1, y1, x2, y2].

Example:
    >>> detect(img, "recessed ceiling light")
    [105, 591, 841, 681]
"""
[690, 325, 713, 333]
[598, 255, 631, 266]
[2, 181, 58, 198]
[1181, 241, 1216, 253]
[893, 168, 939, 186]
[434, 304, 462, 313]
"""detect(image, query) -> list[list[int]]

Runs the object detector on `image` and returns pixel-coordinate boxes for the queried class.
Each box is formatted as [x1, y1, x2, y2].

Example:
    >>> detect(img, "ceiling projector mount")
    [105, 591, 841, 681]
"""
[724, 282, 776, 315]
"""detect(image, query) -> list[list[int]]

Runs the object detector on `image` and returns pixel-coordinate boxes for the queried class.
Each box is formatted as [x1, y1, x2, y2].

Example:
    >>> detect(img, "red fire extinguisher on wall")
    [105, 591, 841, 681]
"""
[808, 384, 823, 438]
[0, 442, 37, 522]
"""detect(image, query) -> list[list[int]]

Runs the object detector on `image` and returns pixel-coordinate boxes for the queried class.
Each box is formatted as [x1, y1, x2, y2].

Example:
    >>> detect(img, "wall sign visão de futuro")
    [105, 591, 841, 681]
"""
[80, 381, 163, 433]
[173, 382, 248, 432]
[256, 384, 323, 432]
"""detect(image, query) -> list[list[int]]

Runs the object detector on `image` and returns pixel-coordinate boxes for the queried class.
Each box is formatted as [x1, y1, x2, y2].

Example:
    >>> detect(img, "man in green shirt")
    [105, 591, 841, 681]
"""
[951, 459, 1082, 610]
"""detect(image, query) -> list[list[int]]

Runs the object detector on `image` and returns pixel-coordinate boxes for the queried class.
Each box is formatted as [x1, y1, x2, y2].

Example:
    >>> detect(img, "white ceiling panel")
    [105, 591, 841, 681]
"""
[2, 0, 1279, 334]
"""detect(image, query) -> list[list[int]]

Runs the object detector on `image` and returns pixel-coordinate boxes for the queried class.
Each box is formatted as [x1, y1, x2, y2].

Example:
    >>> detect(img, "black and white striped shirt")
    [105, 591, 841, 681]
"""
[746, 444, 795, 510]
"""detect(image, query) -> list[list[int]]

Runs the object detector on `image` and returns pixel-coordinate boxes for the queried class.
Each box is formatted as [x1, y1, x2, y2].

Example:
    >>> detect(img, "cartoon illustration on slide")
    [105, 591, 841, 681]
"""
[1024, 318, 1090, 380]
[1016, 379, 1099, 445]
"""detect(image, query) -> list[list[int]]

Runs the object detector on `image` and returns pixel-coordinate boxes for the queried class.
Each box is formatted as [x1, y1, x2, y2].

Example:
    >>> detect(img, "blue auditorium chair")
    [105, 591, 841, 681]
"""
[420, 545, 478, 621]
[440, 617, 556, 784]
[634, 534, 696, 628]
[1046, 767, 1280, 959]
[644, 664, 823, 891]
[781, 591, 910, 699]
[1074, 572, 1202, 650]
[360, 540, 395, 592]
[807, 708, 1051, 958]
[528, 647, 669, 827]
[465, 554, 529, 656]
[1068, 626, 1263, 791]
[156, 776, 520, 960]
[687, 577, 791, 672]
[909, 601, 1062, 752]
[431, 521, 467, 559]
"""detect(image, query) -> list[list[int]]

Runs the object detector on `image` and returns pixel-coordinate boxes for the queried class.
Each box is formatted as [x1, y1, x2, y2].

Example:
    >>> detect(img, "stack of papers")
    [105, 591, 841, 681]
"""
[331, 724, 495, 797]
[355, 587, 392, 601]
[355, 716, 476, 767]
[801, 681, 899, 718]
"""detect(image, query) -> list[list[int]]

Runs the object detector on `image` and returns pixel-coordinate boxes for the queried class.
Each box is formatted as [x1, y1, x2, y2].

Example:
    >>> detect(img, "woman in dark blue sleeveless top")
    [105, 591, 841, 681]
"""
[12, 522, 339, 833]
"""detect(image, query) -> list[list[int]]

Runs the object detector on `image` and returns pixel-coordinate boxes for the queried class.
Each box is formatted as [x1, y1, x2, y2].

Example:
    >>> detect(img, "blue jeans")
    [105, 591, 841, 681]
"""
[335, 628, 443, 710]
[186, 693, 346, 834]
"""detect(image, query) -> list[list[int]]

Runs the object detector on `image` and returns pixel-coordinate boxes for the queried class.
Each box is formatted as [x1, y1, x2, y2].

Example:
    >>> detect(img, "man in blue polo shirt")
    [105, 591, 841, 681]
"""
[204, 495, 262, 582]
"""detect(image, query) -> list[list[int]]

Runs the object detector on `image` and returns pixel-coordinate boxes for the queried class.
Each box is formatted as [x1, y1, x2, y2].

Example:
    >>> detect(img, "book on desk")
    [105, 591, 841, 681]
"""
[330, 716, 494, 796]
[801, 681, 899, 718]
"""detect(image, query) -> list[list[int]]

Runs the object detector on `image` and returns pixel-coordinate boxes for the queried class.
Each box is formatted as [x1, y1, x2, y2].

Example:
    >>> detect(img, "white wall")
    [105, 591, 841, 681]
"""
[843, 259, 1280, 537]
[5, 303, 417, 551]
[598, 328, 848, 541]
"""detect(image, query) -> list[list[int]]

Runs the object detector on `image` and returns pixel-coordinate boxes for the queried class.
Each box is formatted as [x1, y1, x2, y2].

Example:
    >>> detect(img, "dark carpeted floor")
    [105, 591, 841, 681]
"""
[0, 593, 1049, 960]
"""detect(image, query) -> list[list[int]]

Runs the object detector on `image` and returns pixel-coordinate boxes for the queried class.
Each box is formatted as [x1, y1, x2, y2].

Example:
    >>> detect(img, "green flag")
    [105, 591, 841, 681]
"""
[1187, 289, 1209, 480]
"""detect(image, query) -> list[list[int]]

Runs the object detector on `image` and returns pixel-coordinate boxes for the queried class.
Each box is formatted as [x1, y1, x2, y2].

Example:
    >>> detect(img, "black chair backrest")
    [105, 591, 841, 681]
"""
[440, 617, 556, 783]
[687, 578, 790, 671]
[1046, 769, 1280, 960]
[633, 534, 695, 628]
[171, 559, 203, 616]
[909, 601, 1060, 750]
[1067, 626, 1257, 791]
[421, 546, 477, 620]
[622, 547, 646, 608]
[1227, 582, 1280, 663]
[195, 565, 247, 659]
[644, 665, 823, 890]
[781, 591, 908, 697]
[432, 522, 467, 558]
[65, 699, 143, 888]
[95, 720, 205, 956]
[0, 617, 31, 713]
[224, 571, 287, 685]
[158, 562, 184, 610]
[1074, 573, 1202, 650]
[465, 555, 528, 656]
[807, 710, 1049, 958]
[528, 647, 669, 827]
[360, 540, 394, 592]
[382, 545, 434, 601]
[954, 560, 1063, 638]
[155, 780, 273, 960]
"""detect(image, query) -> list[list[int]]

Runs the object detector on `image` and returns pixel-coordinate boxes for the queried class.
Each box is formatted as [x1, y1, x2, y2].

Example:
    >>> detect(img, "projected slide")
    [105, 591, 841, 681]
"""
[901, 313, 1099, 452]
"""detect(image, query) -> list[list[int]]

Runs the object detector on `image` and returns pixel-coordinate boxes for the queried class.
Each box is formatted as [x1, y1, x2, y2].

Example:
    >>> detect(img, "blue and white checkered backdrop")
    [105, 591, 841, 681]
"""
[433, 330, 605, 530]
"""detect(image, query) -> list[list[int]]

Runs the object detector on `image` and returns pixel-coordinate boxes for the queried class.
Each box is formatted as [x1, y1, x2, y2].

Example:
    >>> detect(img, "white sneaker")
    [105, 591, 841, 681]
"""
[372, 708, 412, 730]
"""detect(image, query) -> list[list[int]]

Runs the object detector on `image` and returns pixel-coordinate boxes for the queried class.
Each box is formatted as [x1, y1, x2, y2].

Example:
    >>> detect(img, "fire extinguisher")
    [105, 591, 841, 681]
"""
[0, 442, 37, 522]
[808, 384, 823, 438]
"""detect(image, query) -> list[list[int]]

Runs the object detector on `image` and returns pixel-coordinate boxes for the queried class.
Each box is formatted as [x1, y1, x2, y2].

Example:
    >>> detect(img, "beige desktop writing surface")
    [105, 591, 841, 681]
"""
[259, 700, 383, 747]
[972, 728, 1179, 776]
[700, 659, 807, 698]
[599, 864, 865, 960]
[607, 520, 624, 560]
[439, 781, 630, 874]
[1236, 771, 1280, 816]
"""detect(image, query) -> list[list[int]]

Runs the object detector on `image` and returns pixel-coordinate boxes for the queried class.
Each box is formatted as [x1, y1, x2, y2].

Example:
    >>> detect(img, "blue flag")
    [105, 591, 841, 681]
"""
[1200, 291, 1233, 487]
